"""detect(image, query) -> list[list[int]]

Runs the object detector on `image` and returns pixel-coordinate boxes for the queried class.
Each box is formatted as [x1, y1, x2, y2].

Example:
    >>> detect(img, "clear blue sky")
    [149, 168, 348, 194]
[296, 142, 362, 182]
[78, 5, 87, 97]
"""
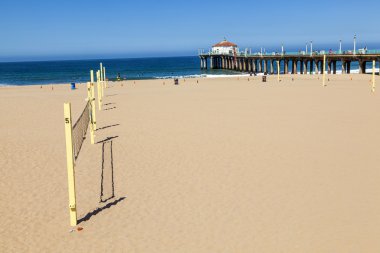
[1, 0, 379, 61]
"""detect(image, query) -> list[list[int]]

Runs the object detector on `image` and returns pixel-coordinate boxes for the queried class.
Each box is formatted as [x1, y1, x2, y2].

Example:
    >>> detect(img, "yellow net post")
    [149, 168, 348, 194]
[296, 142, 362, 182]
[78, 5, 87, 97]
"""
[63, 103, 77, 226]
[100, 62, 103, 81]
[90, 70, 97, 130]
[100, 63, 105, 95]
[102, 67, 105, 97]
[87, 82, 95, 144]
[323, 55, 326, 87]
[372, 60, 376, 92]
[90, 70, 94, 83]
[103, 67, 107, 88]
[102, 79, 105, 98]
[277, 60, 280, 82]
[97, 70, 102, 110]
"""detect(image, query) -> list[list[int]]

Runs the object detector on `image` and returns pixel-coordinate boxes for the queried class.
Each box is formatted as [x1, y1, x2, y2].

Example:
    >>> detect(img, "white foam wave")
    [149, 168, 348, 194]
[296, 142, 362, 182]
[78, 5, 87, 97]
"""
[155, 74, 206, 79]
[154, 73, 265, 80]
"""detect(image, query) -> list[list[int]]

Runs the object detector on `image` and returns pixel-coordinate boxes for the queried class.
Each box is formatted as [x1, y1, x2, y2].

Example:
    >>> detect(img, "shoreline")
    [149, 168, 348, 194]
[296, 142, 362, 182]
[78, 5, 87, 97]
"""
[1, 69, 379, 87]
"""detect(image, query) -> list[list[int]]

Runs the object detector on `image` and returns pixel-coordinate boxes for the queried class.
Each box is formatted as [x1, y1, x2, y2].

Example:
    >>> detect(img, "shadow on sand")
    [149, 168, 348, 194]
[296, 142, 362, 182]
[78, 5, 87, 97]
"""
[96, 136, 119, 144]
[100, 141, 115, 203]
[104, 106, 117, 111]
[96, 124, 120, 131]
[77, 140, 125, 224]
[78, 197, 126, 224]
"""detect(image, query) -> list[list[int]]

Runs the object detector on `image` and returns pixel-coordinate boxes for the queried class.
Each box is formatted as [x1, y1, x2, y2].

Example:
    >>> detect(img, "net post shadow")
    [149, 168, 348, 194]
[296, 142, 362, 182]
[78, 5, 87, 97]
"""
[100, 141, 115, 203]
[77, 140, 126, 225]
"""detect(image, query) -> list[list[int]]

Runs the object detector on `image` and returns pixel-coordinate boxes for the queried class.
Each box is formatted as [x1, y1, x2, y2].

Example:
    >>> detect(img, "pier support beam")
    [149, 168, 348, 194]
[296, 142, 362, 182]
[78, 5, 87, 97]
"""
[315, 60, 319, 74]
[292, 60, 297, 74]
[200, 57, 207, 70]
[359, 60, 366, 74]
[333, 61, 337, 74]
[263, 60, 267, 74]
[309, 60, 314, 74]
[347, 61, 351, 74]
[258, 60, 262, 73]
[341, 60, 346, 74]
[252, 60, 257, 73]
[284, 60, 289, 74]
[303, 61, 307, 74]
[320, 61, 324, 74]
[210, 56, 214, 69]
[248, 59, 252, 72]
[270, 60, 274, 74]
[328, 61, 332, 74]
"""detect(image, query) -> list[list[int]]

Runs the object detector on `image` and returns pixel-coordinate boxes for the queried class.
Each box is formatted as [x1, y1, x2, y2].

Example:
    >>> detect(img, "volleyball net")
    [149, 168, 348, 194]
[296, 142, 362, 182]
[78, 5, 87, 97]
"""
[64, 63, 107, 227]
[72, 101, 91, 160]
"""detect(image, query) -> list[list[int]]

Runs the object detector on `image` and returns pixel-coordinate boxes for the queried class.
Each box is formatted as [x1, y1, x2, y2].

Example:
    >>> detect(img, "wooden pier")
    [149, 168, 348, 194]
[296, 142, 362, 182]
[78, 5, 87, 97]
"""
[199, 52, 380, 75]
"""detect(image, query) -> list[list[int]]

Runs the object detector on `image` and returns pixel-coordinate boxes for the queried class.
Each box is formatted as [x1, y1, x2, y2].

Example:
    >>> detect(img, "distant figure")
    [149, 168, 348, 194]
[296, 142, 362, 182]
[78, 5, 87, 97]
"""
[117, 73, 121, 81]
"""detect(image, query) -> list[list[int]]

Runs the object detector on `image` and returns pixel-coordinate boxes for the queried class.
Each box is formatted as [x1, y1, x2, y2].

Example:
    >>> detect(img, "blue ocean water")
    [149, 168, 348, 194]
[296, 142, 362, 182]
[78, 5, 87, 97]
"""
[0, 56, 239, 86]
[0, 56, 378, 86]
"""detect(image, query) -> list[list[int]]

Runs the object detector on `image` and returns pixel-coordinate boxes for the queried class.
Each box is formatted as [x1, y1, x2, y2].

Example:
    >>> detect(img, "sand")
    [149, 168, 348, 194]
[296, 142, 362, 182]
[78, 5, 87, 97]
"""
[1, 74, 380, 252]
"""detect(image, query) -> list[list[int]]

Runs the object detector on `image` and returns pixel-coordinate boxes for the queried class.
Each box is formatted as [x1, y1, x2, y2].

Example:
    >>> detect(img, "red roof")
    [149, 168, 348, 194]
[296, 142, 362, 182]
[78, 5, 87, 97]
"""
[213, 40, 237, 47]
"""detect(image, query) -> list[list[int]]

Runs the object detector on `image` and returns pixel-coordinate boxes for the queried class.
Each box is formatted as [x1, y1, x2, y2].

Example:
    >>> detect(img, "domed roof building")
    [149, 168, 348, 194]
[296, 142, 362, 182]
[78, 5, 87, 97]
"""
[212, 39, 238, 55]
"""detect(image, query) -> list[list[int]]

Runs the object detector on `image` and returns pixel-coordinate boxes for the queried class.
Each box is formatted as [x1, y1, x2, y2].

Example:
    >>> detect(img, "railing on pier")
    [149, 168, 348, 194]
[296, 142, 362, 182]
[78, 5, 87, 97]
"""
[200, 49, 380, 57]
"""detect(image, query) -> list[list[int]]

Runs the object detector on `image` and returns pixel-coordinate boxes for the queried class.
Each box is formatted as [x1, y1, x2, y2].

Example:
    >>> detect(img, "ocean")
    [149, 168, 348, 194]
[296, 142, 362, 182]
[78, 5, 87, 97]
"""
[0, 56, 241, 86]
[0, 56, 378, 86]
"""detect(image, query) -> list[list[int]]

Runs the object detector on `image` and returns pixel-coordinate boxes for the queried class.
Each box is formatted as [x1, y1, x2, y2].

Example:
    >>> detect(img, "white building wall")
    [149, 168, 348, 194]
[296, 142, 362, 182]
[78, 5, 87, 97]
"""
[212, 46, 238, 55]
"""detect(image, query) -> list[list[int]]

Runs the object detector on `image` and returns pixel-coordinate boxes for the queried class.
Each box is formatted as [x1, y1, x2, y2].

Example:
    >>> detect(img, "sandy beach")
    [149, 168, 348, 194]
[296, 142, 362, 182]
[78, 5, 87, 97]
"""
[1, 74, 380, 252]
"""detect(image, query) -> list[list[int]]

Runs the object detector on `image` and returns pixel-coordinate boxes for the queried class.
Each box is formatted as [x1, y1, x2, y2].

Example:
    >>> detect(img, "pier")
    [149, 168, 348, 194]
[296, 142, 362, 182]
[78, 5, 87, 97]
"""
[199, 51, 380, 75]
